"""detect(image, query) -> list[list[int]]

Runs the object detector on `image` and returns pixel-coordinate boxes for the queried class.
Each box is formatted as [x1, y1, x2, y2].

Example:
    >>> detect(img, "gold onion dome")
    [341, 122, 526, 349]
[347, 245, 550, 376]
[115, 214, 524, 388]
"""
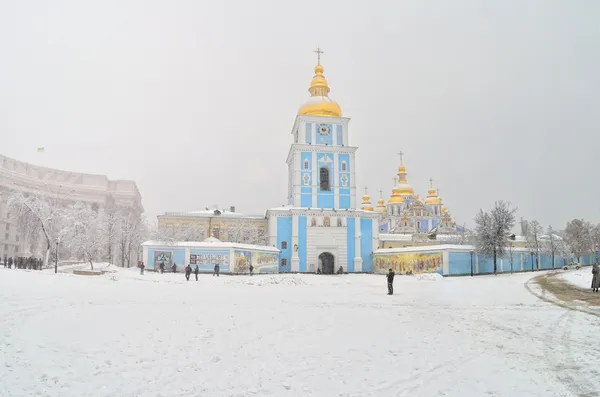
[298, 60, 342, 117]
[424, 178, 441, 205]
[361, 188, 374, 211]
[388, 177, 405, 204]
[396, 156, 414, 196]
[375, 191, 387, 213]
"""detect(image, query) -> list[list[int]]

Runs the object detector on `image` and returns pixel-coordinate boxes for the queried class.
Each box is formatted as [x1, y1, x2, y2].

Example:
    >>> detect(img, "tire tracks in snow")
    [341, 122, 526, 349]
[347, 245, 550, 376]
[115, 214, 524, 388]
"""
[542, 311, 600, 397]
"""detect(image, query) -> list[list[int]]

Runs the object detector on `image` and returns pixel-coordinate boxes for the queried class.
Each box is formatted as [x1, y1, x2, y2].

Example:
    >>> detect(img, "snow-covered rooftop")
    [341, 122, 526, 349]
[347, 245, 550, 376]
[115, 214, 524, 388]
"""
[142, 237, 279, 252]
[160, 209, 265, 220]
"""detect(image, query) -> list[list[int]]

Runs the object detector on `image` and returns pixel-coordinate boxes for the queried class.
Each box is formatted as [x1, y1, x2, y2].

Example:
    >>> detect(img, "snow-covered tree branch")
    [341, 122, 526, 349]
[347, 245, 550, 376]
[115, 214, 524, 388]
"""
[474, 201, 517, 274]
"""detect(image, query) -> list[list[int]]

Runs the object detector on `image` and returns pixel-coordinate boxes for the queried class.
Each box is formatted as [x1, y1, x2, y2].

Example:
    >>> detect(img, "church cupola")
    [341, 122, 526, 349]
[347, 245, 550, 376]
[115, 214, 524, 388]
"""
[298, 48, 342, 117]
[375, 190, 387, 213]
[396, 152, 414, 197]
[361, 187, 374, 211]
[424, 178, 441, 205]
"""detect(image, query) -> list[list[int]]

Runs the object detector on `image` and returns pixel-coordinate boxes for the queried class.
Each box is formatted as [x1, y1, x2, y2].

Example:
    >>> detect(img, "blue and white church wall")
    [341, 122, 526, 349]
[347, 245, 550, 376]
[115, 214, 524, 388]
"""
[374, 245, 578, 276]
[266, 207, 379, 273]
[287, 115, 357, 210]
[141, 239, 280, 274]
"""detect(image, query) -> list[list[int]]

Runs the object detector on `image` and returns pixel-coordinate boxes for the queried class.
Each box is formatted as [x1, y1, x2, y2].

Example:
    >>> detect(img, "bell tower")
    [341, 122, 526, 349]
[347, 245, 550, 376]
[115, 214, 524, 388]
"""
[287, 49, 357, 209]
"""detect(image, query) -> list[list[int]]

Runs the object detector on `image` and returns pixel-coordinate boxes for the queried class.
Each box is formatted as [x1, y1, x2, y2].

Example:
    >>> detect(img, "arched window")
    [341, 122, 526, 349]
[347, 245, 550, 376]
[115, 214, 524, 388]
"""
[337, 218, 342, 227]
[319, 167, 330, 191]
[311, 217, 317, 227]
[341, 161, 347, 171]
[323, 216, 331, 227]
[304, 160, 309, 170]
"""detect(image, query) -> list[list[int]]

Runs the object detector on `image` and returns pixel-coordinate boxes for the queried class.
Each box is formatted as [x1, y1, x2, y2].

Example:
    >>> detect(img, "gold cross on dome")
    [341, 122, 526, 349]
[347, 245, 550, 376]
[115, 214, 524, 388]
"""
[397, 151, 404, 164]
[379, 189, 384, 199]
[314, 47, 324, 64]
[429, 178, 433, 188]
[364, 186, 369, 196]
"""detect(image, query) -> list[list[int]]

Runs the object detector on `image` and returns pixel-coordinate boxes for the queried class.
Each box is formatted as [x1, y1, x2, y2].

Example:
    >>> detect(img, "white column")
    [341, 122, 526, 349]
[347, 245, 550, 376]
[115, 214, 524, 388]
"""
[350, 152, 357, 209]
[442, 250, 450, 275]
[354, 216, 363, 272]
[333, 152, 339, 209]
[291, 215, 300, 272]
[184, 247, 190, 266]
[475, 254, 480, 274]
[312, 151, 318, 206]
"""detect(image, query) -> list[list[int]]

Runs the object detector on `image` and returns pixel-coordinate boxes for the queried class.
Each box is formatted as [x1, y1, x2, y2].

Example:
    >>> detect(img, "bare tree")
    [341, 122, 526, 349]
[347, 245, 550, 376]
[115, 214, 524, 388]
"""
[474, 201, 517, 274]
[564, 219, 592, 263]
[545, 225, 559, 269]
[60, 202, 105, 270]
[525, 220, 543, 270]
[116, 209, 146, 267]
[7, 190, 66, 268]
[223, 220, 268, 245]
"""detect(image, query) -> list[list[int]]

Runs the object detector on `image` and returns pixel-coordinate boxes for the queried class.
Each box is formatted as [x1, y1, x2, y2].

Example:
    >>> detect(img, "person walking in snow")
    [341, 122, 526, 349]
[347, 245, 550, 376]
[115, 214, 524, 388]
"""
[139, 262, 145, 275]
[185, 264, 192, 281]
[171, 263, 177, 273]
[213, 263, 220, 277]
[8, 257, 12, 269]
[249, 264, 254, 276]
[159, 262, 164, 274]
[592, 263, 600, 293]
[194, 265, 199, 281]
[387, 268, 395, 295]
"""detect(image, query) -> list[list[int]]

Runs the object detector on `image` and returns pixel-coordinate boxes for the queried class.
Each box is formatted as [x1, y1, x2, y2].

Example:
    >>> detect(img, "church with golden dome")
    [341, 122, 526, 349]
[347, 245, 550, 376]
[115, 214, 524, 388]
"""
[360, 152, 464, 247]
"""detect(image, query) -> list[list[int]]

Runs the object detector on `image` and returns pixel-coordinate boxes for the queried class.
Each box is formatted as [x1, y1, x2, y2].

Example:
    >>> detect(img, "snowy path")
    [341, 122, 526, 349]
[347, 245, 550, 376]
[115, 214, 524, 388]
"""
[1, 268, 599, 397]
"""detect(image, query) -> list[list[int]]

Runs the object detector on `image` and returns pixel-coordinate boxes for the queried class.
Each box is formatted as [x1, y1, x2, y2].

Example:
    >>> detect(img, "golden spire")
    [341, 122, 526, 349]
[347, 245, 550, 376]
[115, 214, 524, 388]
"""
[375, 189, 387, 213]
[298, 47, 342, 117]
[361, 186, 374, 211]
[395, 151, 414, 196]
[424, 177, 441, 205]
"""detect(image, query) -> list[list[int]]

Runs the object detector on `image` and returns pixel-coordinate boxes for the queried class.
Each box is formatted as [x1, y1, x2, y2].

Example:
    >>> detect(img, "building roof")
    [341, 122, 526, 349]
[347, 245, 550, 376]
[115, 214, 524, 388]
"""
[142, 237, 279, 252]
[159, 209, 265, 220]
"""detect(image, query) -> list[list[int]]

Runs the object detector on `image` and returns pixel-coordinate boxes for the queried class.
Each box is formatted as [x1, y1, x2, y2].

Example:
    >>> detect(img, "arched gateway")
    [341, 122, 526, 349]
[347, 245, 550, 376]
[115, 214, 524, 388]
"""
[319, 252, 335, 274]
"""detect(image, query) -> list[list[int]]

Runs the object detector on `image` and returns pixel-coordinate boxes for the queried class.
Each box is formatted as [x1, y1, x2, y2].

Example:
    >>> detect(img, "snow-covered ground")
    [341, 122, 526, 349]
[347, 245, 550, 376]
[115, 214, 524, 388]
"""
[1, 267, 599, 397]
[558, 267, 594, 290]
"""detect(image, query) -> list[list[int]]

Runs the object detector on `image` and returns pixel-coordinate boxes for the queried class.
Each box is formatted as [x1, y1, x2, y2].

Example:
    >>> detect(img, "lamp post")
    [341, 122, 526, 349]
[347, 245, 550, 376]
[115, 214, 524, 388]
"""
[54, 237, 60, 274]
[470, 250, 474, 277]
[530, 251, 534, 272]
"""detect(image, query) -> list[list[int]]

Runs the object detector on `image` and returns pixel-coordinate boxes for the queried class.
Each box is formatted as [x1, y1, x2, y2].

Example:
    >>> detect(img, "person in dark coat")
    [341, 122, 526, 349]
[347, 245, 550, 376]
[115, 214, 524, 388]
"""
[8, 257, 12, 269]
[159, 262, 165, 274]
[592, 263, 600, 293]
[337, 266, 344, 275]
[3, 255, 6, 268]
[387, 268, 395, 295]
[185, 264, 192, 281]
[249, 264, 254, 276]
[139, 262, 145, 275]
[194, 265, 199, 281]
[171, 263, 177, 273]
[213, 263, 220, 277]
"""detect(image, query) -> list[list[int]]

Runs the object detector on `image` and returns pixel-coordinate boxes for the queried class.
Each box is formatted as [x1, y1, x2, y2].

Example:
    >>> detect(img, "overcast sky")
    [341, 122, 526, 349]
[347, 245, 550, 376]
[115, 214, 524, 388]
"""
[1, 1, 598, 230]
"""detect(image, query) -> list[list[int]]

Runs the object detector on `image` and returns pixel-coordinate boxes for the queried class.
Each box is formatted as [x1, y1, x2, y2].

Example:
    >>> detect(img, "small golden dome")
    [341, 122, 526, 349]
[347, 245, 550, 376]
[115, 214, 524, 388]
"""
[396, 155, 414, 196]
[361, 188, 374, 211]
[424, 178, 441, 205]
[298, 61, 342, 117]
[375, 196, 387, 213]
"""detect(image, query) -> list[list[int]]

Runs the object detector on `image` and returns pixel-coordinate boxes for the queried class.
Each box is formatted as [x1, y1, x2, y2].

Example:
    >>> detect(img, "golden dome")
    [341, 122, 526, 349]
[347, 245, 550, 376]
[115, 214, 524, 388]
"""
[396, 154, 414, 196]
[388, 184, 405, 204]
[424, 178, 441, 205]
[361, 188, 374, 211]
[298, 61, 342, 117]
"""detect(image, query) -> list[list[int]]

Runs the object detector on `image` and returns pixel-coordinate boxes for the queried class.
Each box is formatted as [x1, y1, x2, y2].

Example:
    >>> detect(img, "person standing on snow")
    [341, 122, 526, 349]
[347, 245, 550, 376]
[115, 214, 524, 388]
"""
[592, 263, 600, 293]
[249, 264, 254, 276]
[171, 263, 177, 273]
[139, 262, 145, 275]
[387, 268, 395, 295]
[213, 263, 220, 277]
[185, 264, 192, 281]
[194, 265, 199, 281]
